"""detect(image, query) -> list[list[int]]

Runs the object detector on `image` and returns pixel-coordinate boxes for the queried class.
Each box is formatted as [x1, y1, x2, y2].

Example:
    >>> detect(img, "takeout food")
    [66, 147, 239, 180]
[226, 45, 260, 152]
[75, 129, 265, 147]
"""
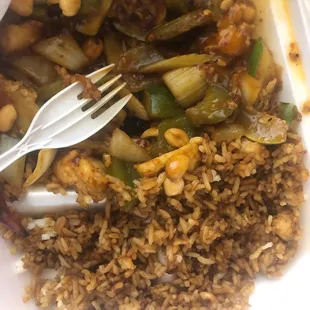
[0, 1, 308, 309]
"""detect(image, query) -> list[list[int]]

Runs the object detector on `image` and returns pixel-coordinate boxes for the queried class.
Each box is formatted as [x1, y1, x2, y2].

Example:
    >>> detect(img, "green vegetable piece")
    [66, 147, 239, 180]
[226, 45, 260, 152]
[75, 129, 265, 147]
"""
[139, 54, 213, 73]
[153, 116, 196, 156]
[143, 85, 183, 120]
[79, 0, 101, 16]
[103, 30, 125, 66]
[146, 9, 213, 41]
[280, 102, 298, 125]
[238, 109, 288, 145]
[248, 38, 263, 77]
[211, 123, 244, 142]
[117, 45, 164, 73]
[165, 0, 190, 15]
[32, 34, 89, 72]
[107, 157, 139, 188]
[9, 54, 58, 86]
[37, 79, 65, 104]
[186, 85, 237, 126]
[163, 66, 208, 108]
[76, 0, 113, 36]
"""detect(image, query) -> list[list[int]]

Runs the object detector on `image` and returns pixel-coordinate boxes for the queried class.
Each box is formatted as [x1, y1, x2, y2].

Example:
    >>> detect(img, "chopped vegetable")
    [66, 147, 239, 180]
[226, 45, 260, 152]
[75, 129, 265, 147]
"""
[239, 72, 261, 106]
[37, 79, 65, 104]
[0, 21, 43, 55]
[248, 38, 275, 84]
[33, 35, 89, 72]
[79, 0, 101, 16]
[143, 85, 183, 120]
[76, 0, 113, 36]
[238, 109, 288, 145]
[117, 45, 164, 73]
[140, 54, 213, 73]
[109, 128, 151, 163]
[24, 149, 57, 187]
[186, 85, 237, 126]
[116, 82, 149, 121]
[113, 21, 149, 42]
[147, 9, 213, 41]
[211, 123, 244, 142]
[107, 157, 139, 187]
[122, 74, 162, 93]
[72, 139, 109, 153]
[248, 38, 263, 77]
[9, 54, 58, 86]
[103, 30, 125, 66]
[0, 135, 25, 189]
[165, 0, 190, 15]
[0, 74, 39, 134]
[163, 66, 208, 108]
[135, 143, 199, 177]
[280, 102, 298, 125]
[96, 74, 149, 120]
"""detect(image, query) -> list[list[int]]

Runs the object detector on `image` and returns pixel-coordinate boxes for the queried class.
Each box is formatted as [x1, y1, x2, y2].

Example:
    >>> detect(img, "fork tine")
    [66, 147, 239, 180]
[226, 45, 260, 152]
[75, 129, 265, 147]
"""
[48, 83, 127, 139]
[42, 74, 123, 130]
[47, 94, 132, 146]
[87, 64, 115, 84]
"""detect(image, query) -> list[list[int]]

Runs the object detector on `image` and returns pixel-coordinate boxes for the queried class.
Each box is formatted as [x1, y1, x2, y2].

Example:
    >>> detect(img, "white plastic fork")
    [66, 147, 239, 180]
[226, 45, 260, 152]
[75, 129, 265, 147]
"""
[0, 64, 132, 172]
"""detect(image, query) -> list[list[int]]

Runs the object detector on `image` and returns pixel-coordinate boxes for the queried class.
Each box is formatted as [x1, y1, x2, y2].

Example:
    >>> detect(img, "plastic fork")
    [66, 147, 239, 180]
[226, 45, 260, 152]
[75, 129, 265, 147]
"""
[0, 64, 132, 172]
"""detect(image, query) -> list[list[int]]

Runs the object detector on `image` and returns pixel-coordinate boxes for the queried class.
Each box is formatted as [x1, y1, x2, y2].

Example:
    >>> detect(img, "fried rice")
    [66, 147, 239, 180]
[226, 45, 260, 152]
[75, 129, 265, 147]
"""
[1, 133, 307, 310]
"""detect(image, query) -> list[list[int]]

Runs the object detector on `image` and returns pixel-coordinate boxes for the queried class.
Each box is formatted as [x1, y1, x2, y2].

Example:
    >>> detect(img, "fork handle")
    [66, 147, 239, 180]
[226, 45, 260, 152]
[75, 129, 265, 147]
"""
[0, 141, 31, 172]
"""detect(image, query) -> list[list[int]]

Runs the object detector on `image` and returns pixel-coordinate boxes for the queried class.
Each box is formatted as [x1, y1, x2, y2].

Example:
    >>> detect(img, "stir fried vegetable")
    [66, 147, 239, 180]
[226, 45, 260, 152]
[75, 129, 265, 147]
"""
[9, 54, 58, 86]
[109, 129, 151, 163]
[211, 123, 244, 142]
[139, 54, 213, 73]
[107, 157, 139, 187]
[33, 35, 89, 72]
[76, 0, 113, 36]
[143, 85, 183, 120]
[103, 30, 125, 66]
[147, 9, 212, 41]
[248, 38, 276, 85]
[186, 85, 237, 126]
[0, 135, 25, 189]
[24, 149, 57, 187]
[280, 102, 298, 125]
[163, 66, 208, 108]
[248, 38, 264, 77]
[238, 110, 288, 145]
[117, 45, 164, 73]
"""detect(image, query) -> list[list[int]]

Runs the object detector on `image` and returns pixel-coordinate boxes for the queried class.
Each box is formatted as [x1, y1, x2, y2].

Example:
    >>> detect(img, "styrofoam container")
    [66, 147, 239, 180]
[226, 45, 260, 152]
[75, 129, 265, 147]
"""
[1, 0, 310, 309]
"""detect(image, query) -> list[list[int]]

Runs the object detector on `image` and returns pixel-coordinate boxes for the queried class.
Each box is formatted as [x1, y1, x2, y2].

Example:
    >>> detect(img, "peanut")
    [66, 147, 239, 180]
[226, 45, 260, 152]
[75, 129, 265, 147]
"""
[164, 178, 184, 197]
[59, 0, 81, 17]
[0, 104, 17, 133]
[165, 154, 189, 182]
[164, 128, 189, 148]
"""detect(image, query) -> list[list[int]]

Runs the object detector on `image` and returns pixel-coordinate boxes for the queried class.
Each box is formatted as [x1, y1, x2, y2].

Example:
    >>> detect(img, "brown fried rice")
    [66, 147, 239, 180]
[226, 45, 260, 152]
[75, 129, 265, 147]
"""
[1, 133, 308, 310]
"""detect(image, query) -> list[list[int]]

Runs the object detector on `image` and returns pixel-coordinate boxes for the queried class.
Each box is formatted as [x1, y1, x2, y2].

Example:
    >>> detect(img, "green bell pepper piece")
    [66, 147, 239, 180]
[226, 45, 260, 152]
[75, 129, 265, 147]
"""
[107, 157, 139, 188]
[186, 85, 237, 126]
[144, 85, 184, 120]
[248, 38, 264, 77]
[280, 102, 298, 125]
